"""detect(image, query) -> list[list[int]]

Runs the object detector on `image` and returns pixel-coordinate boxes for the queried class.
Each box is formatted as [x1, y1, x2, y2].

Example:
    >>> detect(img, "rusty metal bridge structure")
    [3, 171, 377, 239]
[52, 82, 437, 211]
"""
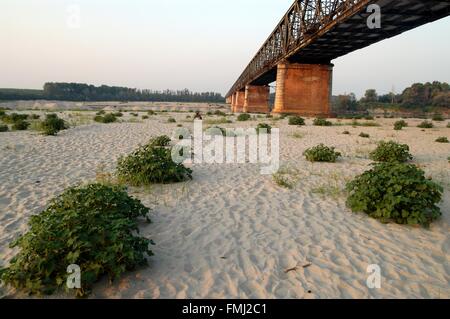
[226, 0, 450, 116]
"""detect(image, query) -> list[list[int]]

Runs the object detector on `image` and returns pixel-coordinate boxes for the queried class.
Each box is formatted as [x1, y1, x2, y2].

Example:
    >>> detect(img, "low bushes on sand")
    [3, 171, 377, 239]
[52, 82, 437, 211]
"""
[436, 136, 449, 143]
[12, 120, 30, 131]
[113, 112, 123, 117]
[167, 117, 177, 123]
[304, 144, 341, 163]
[288, 116, 305, 126]
[346, 163, 443, 227]
[342, 131, 350, 135]
[40, 114, 68, 136]
[256, 123, 272, 134]
[1, 113, 29, 124]
[432, 113, 444, 122]
[142, 115, 149, 120]
[394, 120, 408, 130]
[418, 121, 434, 129]
[0, 124, 8, 132]
[370, 141, 413, 163]
[313, 118, 332, 126]
[147, 110, 156, 116]
[0, 183, 153, 297]
[117, 136, 192, 185]
[94, 113, 117, 124]
[214, 110, 227, 117]
[237, 113, 251, 122]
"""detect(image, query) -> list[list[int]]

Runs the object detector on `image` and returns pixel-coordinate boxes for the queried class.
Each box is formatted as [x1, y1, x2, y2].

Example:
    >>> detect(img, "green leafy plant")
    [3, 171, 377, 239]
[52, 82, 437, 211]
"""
[346, 163, 443, 227]
[418, 121, 434, 129]
[303, 144, 342, 163]
[432, 113, 444, 122]
[0, 183, 153, 297]
[142, 115, 149, 120]
[147, 110, 156, 115]
[94, 113, 117, 124]
[1, 113, 29, 124]
[30, 114, 41, 120]
[288, 116, 305, 126]
[313, 118, 332, 126]
[237, 113, 251, 122]
[256, 123, 272, 134]
[436, 137, 449, 143]
[167, 117, 176, 123]
[117, 136, 192, 185]
[394, 120, 408, 130]
[113, 112, 123, 117]
[214, 110, 227, 117]
[342, 130, 350, 135]
[359, 132, 370, 138]
[370, 141, 413, 163]
[0, 124, 8, 132]
[12, 120, 30, 131]
[149, 135, 171, 147]
[40, 114, 68, 136]
[96, 110, 106, 116]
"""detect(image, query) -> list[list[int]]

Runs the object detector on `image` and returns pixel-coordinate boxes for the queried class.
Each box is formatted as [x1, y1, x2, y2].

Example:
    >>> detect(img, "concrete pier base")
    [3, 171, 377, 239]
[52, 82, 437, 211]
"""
[244, 85, 270, 113]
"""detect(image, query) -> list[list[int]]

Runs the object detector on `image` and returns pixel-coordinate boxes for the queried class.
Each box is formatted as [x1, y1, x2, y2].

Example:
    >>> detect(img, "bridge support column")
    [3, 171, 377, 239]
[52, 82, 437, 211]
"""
[234, 90, 245, 113]
[244, 85, 270, 113]
[226, 96, 232, 104]
[273, 62, 333, 117]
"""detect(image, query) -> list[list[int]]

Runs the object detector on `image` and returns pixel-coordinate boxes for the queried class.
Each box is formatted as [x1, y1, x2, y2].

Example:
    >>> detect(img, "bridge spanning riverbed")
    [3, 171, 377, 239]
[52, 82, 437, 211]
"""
[226, 0, 450, 116]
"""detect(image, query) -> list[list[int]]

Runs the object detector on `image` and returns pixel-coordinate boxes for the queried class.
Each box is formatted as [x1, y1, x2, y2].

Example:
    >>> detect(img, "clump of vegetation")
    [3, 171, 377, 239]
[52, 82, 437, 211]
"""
[142, 115, 149, 120]
[359, 132, 370, 138]
[1, 113, 29, 124]
[0, 110, 5, 117]
[432, 113, 445, 122]
[418, 121, 434, 129]
[113, 112, 123, 117]
[0, 183, 153, 297]
[303, 144, 342, 163]
[342, 131, 350, 135]
[12, 120, 30, 131]
[346, 163, 443, 227]
[0, 124, 8, 132]
[214, 110, 227, 117]
[436, 137, 449, 143]
[147, 110, 156, 115]
[237, 113, 251, 122]
[288, 116, 305, 126]
[30, 114, 41, 120]
[313, 118, 333, 126]
[117, 136, 192, 185]
[256, 123, 272, 134]
[351, 120, 380, 127]
[96, 110, 106, 116]
[130, 113, 139, 117]
[266, 114, 273, 119]
[369, 141, 413, 163]
[94, 113, 117, 124]
[167, 117, 177, 123]
[364, 115, 374, 120]
[447, 122, 450, 128]
[394, 120, 408, 130]
[40, 114, 68, 136]
[272, 166, 300, 189]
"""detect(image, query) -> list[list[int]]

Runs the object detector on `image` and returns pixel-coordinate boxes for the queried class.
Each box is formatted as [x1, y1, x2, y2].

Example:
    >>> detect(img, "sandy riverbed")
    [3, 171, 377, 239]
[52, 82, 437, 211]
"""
[0, 109, 449, 299]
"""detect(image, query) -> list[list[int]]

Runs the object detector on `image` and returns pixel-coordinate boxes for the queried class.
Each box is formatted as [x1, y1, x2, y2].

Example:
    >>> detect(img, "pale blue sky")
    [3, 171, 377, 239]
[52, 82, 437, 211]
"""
[1, 0, 449, 97]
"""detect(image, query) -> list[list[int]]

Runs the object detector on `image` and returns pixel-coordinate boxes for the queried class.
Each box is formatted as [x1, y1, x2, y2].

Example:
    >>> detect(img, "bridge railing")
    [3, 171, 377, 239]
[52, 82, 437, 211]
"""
[226, 0, 370, 97]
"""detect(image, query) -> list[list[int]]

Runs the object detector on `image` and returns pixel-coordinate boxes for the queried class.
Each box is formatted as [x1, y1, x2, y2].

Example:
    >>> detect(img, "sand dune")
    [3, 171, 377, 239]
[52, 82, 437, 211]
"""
[0, 111, 449, 299]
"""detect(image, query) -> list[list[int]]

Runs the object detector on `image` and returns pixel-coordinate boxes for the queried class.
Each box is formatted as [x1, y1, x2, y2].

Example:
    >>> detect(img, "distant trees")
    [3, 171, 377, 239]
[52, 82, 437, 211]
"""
[0, 83, 225, 103]
[400, 81, 450, 108]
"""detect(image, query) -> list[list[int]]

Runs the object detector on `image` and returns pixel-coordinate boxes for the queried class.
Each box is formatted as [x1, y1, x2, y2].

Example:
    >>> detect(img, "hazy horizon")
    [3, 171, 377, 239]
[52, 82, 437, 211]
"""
[1, 0, 449, 98]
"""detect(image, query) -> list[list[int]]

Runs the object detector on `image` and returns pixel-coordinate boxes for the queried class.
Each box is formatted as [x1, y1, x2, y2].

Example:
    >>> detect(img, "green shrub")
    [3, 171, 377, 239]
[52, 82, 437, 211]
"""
[359, 132, 370, 138]
[364, 115, 374, 120]
[12, 120, 30, 131]
[142, 115, 149, 120]
[117, 136, 192, 185]
[370, 141, 413, 163]
[418, 121, 434, 129]
[256, 123, 272, 134]
[96, 110, 106, 116]
[0, 110, 5, 117]
[436, 137, 449, 143]
[447, 122, 450, 128]
[40, 114, 68, 136]
[150, 135, 171, 147]
[237, 113, 251, 122]
[0, 124, 8, 132]
[2, 113, 29, 124]
[30, 114, 41, 120]
[167, 117, 176, 123]
[432, 113, 444, 121]
[342, 131, 350, 135]
[113, 112, 123, 117]
[147, 110, 156, 115]
[214, 110, 226, 117]
[94, 113, 117, 124]
[346, 163, 443, 227]
[288, 116, 305, 126]
[394, 120, 408, 130]
[313, 118, 333, 126]
[0, 184, 153, 296]
[130, 113, 139, 117]
[303, 144, 341, 163]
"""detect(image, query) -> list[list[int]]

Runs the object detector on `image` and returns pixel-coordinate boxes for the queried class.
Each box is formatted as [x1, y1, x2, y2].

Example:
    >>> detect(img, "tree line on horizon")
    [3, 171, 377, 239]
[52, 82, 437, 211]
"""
[333, 81, 450, 113]
[0, 82, 225, 103]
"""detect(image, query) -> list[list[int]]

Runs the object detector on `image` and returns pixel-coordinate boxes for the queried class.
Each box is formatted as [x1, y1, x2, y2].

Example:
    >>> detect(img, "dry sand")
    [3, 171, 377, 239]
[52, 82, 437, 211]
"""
[0, 109, 449, 299]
